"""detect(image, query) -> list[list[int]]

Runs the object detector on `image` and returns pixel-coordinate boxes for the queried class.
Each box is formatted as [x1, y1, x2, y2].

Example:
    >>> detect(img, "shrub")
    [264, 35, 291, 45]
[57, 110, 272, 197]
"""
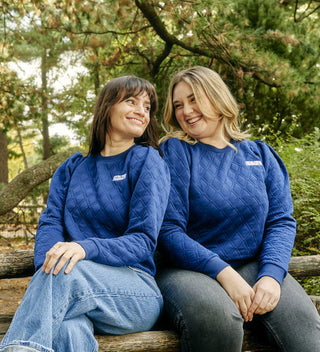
[276, 128, 320, 256]
[257, 128, 320, 294]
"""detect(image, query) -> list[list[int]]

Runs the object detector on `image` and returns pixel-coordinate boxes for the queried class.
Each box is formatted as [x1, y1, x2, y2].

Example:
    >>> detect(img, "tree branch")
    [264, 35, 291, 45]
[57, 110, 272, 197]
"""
[135, 0, 230, 62]
[152, 42, 173, 76]
[46, 25, 152, 36]
[294, 0, 320, 22]
[252, 73, 281, 88]
[0, 150, 78, 216]
[135, 0, 281, 87]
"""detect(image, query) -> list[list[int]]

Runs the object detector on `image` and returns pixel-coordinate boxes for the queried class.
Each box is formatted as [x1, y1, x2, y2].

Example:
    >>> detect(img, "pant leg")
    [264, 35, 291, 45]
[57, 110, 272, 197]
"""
[0, 261, 163, 352]
[156, 268, 244, 352]
[238, 261, 320, 352]
[53, 316, 97, 352]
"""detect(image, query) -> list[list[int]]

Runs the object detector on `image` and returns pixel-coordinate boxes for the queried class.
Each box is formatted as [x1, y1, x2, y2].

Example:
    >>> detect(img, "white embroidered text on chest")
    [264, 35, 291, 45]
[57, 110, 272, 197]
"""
[113, 173, 127, 181]
[245, 161, 262, 166]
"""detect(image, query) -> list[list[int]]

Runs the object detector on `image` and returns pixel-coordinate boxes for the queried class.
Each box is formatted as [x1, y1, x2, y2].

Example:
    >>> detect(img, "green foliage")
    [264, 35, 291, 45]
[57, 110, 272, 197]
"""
[258, 128, 320, 256]
[297, 277, 320, 296]
[252, 128, 320, 293]
[1, 0, 320, 152]
[283, 131, 320, 256]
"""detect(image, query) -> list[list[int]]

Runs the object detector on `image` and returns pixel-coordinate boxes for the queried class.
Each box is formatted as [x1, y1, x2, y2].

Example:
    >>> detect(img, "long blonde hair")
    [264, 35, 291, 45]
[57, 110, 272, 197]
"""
[161, 66, 249, 147]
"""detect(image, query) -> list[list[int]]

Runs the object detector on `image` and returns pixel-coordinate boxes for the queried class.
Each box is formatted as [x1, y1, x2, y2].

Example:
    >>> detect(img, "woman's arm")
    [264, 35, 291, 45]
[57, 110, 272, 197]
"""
[254, 141, 296, 284]
[247, 141, 295, 317]
[34, 153, 84, 270]
[158, 139, 229, 278]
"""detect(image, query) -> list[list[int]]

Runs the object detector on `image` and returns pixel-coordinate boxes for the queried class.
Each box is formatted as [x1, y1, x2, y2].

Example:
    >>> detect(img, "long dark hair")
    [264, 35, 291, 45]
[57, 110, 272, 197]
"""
[88, 76, 160, 155]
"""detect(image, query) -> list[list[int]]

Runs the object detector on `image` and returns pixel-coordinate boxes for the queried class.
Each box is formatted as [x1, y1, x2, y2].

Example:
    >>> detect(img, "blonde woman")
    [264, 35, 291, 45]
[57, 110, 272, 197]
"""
[156, 66, 320, 352]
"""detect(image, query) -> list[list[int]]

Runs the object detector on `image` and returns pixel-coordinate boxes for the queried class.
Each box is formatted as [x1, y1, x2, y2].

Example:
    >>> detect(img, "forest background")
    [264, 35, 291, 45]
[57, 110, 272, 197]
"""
[0, 0, 320, 293]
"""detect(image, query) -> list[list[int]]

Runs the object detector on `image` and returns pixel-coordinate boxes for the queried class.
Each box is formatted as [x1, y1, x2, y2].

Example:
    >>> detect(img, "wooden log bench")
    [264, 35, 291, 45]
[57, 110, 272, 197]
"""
[1, 250, 320, 352]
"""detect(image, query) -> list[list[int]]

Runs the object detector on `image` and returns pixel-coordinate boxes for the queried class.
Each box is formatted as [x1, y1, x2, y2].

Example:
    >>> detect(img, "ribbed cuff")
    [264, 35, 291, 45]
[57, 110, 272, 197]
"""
[75, 239, 98, 261]
[257, 263, 286, 285]
[203, 256, 230, 279]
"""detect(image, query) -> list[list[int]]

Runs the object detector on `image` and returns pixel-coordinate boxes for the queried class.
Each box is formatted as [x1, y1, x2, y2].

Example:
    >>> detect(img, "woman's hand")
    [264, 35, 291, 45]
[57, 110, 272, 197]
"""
[42, 242, 86, 275]
[247, 276, 281, 321]
[216, 266, 255, 322]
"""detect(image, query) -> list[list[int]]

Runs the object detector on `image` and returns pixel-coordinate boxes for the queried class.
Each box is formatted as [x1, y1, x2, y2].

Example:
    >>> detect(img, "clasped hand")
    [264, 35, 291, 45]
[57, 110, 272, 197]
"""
[216, 266, 281, 322]
[42, 242, 86, 275]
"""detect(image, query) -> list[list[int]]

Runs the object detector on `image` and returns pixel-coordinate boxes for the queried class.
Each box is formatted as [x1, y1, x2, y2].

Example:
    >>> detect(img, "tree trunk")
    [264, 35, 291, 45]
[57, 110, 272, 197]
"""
[0, 130, 8, 184]
[93, 49, 100, 96]
[17, 125, 28, 170]
[41, 50, 50, 161]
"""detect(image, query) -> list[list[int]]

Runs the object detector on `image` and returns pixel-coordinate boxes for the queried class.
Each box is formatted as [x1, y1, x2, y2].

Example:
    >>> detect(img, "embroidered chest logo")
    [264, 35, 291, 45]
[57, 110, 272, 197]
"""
[245, 161, 262, 166]
[113, 173, 127, 181]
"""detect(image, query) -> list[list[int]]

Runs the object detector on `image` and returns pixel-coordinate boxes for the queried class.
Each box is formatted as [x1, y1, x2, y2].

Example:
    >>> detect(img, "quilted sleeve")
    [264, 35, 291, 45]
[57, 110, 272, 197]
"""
[253, 141, 296, 284]
[77, 147, 170, 267]
[34, 152, 84, 270]
[158, 139, 229, 279]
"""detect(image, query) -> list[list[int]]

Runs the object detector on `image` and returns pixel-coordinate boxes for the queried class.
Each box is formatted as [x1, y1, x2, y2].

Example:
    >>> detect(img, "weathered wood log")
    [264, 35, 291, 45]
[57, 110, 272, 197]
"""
[1, 250, 320, 279]
[0, 250, 34, 278]
[310, 295, 320, 314]
[97, 331, 180, 352]
[288, 255, 320, 277]
[0, 315, 276, 352]
[99, 328, 279, 352]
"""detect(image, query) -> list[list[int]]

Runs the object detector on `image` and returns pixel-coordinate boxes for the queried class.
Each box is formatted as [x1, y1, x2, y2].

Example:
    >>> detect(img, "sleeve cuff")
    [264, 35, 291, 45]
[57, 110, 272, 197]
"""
[203, 256, 230, 279]
[257, 263, 286, 285]
[76, 239, 99, 261]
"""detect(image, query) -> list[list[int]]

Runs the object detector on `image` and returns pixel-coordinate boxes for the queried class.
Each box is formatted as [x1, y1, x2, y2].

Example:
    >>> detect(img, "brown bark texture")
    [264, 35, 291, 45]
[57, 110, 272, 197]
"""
[0, 150, 77, 217]
[0, 131, 8, 184]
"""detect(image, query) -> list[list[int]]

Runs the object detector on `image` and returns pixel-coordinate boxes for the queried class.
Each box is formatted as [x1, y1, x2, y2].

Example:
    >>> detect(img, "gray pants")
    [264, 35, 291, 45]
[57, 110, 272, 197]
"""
[156, 260, 320, 352]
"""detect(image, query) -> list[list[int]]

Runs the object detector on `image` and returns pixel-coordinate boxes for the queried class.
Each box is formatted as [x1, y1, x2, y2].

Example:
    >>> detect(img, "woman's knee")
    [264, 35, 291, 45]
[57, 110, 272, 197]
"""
[259, 274, 320, 351]
[157, 268, 244, 351]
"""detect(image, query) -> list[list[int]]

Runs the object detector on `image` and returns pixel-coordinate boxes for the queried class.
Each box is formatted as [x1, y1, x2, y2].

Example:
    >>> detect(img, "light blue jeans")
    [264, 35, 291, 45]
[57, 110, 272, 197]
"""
[0, 260, 163, 352]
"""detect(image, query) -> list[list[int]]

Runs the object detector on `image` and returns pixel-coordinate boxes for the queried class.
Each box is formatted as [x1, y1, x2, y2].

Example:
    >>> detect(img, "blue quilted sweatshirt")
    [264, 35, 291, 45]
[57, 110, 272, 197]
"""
[34, 145, 170, 276]
[158, 138, 296, 284]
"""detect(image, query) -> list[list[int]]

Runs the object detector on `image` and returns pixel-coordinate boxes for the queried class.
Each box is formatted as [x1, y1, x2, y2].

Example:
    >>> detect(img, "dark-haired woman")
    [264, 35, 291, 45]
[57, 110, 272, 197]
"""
[1, 76, 170, 352]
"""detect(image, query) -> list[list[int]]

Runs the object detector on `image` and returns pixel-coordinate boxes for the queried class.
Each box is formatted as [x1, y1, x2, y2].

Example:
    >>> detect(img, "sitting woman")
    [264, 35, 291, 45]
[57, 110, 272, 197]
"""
[156, 66, 320, 352]
[1, 75, 170, 352]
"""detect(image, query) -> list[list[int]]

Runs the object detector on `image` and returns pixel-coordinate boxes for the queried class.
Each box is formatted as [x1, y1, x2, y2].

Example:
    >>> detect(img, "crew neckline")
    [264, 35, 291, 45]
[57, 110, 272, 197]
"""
[97, 144, 137, 160]
[197, 140, 235, 153]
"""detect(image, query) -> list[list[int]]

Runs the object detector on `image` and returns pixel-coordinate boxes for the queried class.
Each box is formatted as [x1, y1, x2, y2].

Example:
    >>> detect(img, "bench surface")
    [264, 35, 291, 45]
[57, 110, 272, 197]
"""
[1, 251, 319, 352]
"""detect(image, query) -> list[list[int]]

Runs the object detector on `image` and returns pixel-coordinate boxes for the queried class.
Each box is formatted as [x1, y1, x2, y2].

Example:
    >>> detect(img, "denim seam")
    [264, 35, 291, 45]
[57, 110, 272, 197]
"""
[53, 291, 161, 322]
[0, 340, 54, 352]
[128, 266, 154, 279]
[69, 288, 160, 298]
[256, 316, 286, 352]
[164, 297, 193, 352]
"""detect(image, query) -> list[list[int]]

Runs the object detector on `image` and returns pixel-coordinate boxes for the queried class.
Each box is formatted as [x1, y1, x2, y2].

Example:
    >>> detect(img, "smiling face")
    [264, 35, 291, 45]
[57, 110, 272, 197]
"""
[172, 81, 225, 147]
[108, 91, 151, 143]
